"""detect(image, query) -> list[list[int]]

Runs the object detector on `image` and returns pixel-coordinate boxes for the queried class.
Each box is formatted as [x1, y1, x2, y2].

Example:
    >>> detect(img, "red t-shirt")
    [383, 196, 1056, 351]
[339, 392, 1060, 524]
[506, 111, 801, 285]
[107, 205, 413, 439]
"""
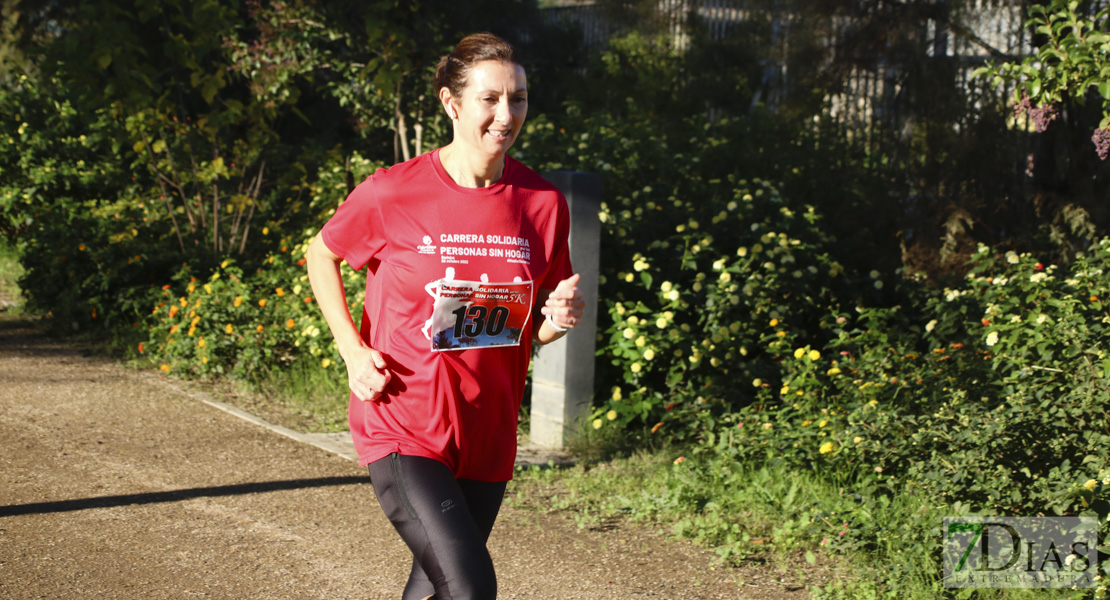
[320, 149, 573, 481]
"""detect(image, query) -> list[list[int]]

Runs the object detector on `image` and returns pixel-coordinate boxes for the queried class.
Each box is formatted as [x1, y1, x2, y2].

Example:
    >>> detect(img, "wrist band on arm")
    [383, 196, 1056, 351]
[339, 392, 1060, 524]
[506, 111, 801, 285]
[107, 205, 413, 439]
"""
[545, 313, 568, 333]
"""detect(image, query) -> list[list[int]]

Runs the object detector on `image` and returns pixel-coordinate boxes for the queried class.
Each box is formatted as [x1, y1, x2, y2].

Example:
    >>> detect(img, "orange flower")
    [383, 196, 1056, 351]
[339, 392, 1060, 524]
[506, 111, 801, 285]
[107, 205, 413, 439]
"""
[168, 305, 179, 318]
[304, 296, 314, 304]
[258, 299, 267, 307]
[162, 284, 172, 290]
[225, 324, 234, 334]
[233, 296, 243, 307]
[255, 325, 264, 333]
[297, 258, 307, 266]
[285, 318, 296, 329]
[651, 422, 664, 434]
[169, 325, 179, 334]
[159, 364, 171, 373]
[90, 308, 97, 319]
[275, 288, 285, 297]
[137, 343, 144, 353]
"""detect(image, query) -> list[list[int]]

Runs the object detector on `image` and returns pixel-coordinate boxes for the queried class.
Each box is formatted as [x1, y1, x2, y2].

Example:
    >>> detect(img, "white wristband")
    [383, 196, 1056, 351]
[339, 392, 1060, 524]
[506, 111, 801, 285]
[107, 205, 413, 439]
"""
[545, 313, 569, 332]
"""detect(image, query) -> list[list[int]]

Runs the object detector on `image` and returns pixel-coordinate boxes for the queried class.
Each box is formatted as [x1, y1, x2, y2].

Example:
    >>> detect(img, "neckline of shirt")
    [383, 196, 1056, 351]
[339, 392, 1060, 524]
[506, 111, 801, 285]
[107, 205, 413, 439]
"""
[432, 148, 513, 196]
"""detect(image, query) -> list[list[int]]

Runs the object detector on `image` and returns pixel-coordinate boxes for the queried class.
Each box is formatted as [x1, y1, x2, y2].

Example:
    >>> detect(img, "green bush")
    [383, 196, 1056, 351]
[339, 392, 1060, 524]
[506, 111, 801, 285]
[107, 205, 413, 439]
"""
[141, 153, 378, 384]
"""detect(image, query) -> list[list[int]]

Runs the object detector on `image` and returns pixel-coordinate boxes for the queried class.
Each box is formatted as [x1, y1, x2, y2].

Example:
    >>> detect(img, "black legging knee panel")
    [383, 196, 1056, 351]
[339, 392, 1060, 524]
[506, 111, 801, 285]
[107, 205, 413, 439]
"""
[368, 454, 506, 600]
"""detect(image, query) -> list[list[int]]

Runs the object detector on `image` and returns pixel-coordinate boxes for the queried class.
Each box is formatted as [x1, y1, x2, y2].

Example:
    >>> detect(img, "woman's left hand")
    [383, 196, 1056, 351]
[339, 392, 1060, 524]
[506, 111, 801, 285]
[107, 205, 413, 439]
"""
[541, 273, 585, 329]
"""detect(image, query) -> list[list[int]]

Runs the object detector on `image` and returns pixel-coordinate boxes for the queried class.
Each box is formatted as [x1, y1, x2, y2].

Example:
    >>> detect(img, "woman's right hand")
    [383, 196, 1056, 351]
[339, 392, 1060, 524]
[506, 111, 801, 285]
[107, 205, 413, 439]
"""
[344, 344, 393, 402]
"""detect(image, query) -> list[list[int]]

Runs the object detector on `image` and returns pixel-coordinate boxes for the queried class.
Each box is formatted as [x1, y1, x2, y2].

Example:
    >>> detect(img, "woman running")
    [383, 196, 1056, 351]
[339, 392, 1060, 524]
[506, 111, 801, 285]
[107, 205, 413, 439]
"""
[306, 32, 585, 600]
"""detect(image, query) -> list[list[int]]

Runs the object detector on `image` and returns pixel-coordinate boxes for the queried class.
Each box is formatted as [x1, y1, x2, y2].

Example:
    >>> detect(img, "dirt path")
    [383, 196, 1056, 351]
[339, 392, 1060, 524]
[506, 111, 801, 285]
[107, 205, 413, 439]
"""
[0, 315, 812, 599]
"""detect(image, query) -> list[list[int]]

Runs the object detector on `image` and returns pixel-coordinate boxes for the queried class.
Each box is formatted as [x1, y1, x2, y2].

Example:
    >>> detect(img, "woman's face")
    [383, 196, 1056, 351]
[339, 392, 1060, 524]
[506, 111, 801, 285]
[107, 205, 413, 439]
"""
[445, 60, 528, 158]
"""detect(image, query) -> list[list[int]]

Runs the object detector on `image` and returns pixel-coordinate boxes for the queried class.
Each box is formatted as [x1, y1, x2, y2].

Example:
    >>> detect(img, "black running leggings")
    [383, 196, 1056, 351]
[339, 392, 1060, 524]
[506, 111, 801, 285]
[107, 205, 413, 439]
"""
[368, 454, 507, 600]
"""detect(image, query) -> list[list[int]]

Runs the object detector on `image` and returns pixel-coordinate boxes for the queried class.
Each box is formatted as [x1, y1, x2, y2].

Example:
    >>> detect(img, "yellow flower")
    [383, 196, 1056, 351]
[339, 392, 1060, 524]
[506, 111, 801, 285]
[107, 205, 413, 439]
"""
[159, 364, 171, 373]
[868, 399, 879, 407]
[233, 296, 243, 307]
[225, 324, 234, 334]
[203, 283, 212, 294]
[321, 358, 332, 369]
[775, 331, 786, 337]
[592, 418, 603, 429]
[660, 281, 673, 293]
[187, 283, 196, 293]
[606, 410, 618, 421]
[630, 362, 642, 373]
[643, 349, 655, 361]
[818, 419, 828, 428]
[762, 422, 773, 430]
[198, 338, 206, 348]
[623, 328, 636, 339]
[808, 349, 821, 361]
[780, 385, 790, 395]
[752, 378, 762, 387]
[190, 316, 201, 326]
[794, 348, 806, 359]
[611, 386, 623, 401]
[827, 367, 841, 375]
[1084, 479, 1099, 492]
[769, 319, 779, 327]
[262, 227, 269, 235]
[656, 317, 668, 329]
[635, 336, 646, 347]
[819, 441, 836, 454]
[853, 436, 863, 444]
[801, 420, 812, 427]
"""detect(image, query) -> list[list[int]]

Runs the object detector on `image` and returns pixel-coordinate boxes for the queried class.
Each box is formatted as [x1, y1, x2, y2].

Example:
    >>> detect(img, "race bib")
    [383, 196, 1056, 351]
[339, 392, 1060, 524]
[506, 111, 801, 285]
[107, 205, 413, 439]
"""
[425, 280, 534, 351]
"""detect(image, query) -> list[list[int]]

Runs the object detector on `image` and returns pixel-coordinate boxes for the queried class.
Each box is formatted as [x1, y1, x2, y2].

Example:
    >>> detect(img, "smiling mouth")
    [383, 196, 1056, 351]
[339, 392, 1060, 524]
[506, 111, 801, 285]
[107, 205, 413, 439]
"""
[487, 129, 511, 140]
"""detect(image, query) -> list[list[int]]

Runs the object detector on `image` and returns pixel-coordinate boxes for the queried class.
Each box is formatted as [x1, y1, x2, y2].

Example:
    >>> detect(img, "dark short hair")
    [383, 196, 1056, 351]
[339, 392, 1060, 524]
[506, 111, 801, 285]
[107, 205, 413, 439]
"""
[435, 32, 521, 98]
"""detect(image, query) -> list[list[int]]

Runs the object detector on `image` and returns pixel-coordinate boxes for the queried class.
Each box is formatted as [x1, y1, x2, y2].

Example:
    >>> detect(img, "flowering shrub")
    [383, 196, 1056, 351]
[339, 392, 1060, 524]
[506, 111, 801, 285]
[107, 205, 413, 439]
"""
[142, 153, 379, 381]
[713, 241, 1110, 524]
[976, 0, 1110, 158]
[516, 110, 874, 443]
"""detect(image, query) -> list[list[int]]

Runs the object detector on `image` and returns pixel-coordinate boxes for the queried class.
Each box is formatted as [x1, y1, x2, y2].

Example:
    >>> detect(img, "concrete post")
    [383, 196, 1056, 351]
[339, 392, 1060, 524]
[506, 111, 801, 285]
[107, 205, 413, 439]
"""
[530, 171, 602, 449]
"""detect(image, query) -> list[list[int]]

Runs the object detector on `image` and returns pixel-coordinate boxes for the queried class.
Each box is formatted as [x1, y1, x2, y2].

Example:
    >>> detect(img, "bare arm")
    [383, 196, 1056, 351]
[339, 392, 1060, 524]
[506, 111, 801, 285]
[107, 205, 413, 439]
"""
[534, 273, 586, 345]
[305, 232, 391, 401]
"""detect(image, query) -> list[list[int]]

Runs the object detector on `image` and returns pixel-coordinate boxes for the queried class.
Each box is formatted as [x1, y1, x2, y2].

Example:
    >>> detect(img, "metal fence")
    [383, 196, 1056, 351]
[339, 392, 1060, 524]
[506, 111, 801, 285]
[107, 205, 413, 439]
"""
[540, 0, 1108, 143]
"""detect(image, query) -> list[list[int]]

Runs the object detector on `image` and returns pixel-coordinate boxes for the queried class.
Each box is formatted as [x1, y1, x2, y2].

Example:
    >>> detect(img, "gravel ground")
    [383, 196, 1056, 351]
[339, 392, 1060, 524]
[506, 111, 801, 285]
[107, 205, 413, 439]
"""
[0, 314, 818, 599]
